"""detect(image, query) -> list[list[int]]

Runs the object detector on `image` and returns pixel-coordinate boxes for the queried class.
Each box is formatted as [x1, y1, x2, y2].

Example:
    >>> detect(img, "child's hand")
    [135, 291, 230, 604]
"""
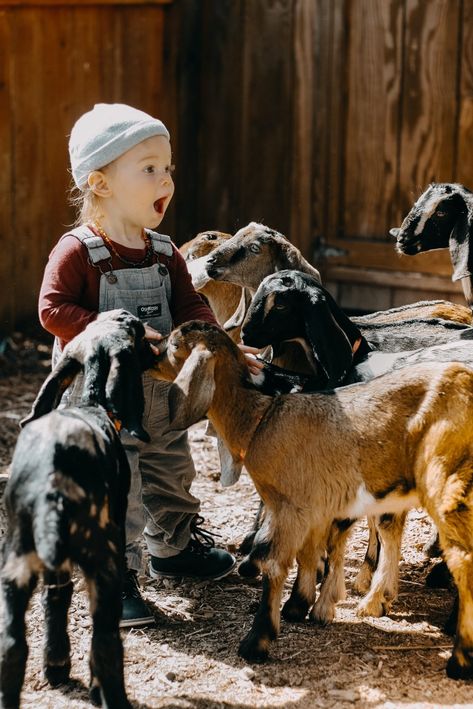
[144, 324, 163, 355]
[238, 343, 265, 376]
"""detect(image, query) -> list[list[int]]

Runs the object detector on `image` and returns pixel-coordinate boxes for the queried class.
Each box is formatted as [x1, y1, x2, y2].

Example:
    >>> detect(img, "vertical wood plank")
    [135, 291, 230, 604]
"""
[239, 0, 294, 236]
[0, 9, 14, 329]
[342, 0, 404, 239]
[290, 0, 319, 255]
[198, 0, 244, 235]
[398, 0, 461, 217]
[457, 0, 473, 186]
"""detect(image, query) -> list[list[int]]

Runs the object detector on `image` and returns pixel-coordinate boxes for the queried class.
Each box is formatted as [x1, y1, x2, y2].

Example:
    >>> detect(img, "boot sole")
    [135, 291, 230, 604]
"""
[149, 558, 237, 581]
[119, 615, 155, 629]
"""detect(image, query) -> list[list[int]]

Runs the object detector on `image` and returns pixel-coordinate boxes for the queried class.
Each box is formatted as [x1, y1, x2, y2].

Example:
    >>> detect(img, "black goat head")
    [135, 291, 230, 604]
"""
[22, 309, 154, 441]
[391, 183, 473, 283]
[241, 270, 365, 388]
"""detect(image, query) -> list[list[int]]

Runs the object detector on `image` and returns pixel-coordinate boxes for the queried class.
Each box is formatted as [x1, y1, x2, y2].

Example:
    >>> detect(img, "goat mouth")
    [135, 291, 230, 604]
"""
[206, 266, 223, 279]
[397, 240, 421, 255]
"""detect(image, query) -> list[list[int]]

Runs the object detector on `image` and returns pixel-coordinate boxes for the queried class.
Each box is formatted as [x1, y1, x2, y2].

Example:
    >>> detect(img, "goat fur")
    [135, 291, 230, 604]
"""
[0, 310, 152, 708]
[151, 320, 473, 679]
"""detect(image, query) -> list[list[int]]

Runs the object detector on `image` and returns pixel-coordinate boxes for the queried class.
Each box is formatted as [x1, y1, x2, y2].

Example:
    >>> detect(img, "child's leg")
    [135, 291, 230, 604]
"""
[139, 379, 200, 557]
[140, 379, 235, 578]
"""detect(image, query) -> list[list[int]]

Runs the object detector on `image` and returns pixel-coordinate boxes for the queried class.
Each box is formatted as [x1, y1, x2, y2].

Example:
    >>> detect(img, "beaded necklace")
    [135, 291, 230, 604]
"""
[91, 222, 154, 267]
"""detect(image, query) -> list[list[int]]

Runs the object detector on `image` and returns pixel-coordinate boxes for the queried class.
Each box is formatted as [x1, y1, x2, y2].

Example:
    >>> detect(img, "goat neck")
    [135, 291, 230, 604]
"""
[208, 354, 273, 463]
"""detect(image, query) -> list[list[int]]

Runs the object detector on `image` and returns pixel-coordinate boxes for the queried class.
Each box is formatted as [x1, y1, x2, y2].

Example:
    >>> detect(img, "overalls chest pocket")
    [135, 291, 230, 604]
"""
[100, 263, 173, 336]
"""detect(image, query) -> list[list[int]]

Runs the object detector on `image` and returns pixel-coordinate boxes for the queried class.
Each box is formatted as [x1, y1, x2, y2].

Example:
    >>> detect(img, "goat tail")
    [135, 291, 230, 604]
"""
[33, 485, 73, 570]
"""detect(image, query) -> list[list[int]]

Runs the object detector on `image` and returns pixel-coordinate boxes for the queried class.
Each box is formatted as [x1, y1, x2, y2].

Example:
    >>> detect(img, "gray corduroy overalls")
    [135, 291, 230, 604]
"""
[54, 226, 200, 571]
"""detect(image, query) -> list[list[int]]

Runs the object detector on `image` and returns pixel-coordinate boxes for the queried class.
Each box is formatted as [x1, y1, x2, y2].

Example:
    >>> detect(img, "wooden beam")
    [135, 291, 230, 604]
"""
[0, 0, 173, 6]
[324, 265, 463, 294]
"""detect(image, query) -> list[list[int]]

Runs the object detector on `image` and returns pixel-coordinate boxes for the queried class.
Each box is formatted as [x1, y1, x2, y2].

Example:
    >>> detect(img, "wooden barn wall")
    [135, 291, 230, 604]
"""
[1, 0, 473, 331]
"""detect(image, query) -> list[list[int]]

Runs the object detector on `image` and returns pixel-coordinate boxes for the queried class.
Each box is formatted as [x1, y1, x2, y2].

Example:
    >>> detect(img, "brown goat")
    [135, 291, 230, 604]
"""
[151, 321, 473, 680]
[180, 230, 248, 342]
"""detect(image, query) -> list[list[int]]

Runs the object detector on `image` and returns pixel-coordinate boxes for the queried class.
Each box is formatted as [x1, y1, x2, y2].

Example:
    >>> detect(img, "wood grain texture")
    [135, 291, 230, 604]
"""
[457, 0, 473, 185]
[398, 0, 461, 218]
[0, 10, 14, 329]
[343, 0, 404, 239]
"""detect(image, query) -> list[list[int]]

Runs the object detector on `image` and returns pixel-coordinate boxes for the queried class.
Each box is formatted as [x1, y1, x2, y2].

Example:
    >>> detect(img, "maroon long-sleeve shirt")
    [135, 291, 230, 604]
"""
[39, 231, 218, 349]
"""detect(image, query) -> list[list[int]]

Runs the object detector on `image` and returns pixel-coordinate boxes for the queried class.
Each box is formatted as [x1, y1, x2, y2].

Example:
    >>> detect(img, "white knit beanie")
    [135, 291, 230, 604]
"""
[69, 103, 170, 190]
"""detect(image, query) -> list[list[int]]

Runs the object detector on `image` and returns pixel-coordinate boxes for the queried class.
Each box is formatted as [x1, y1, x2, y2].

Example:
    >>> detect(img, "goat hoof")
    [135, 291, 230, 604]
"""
[239, 532, 257, 556]
[309, 603, 334, 626]
[282, 597, 309, 623]
[238, 557, 260, 578]
[44, 662, 71, 687]
[425, 561, 453, 589]
[446, 649, 473, 680]
[353, 566, 373, 595]
[356, 597, 388, 618]
[238, 632, 270, 663]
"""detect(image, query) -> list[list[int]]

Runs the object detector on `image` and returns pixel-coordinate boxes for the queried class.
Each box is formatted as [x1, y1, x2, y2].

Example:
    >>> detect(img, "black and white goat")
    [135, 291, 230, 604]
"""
[391, 183, 473, 309]
[0, 309, 153, 709]
[241, 271, 473, 595]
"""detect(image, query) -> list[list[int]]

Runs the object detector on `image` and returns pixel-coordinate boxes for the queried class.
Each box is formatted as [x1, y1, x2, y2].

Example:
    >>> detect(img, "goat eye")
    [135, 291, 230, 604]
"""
[249, 243, 261, 254]
[274, 303, 287, 311]
[435, 210, 446, 217]
[207, 233, 217, 240]
[281, 277, 293, 287]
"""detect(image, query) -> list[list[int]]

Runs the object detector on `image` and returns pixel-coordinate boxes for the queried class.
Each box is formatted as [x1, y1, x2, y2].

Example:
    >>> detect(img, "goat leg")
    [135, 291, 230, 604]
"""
[0, 574, 37, 709]
[282, 527, 324, 623]
[436, 520, 473, 680]
[356, 513, 405, 618]
[310, 519, 354, 625]
[88, 566, 132, 709]
[41, 570, 73, 686]
[353, 516, 380, 594]
[239, 500, 265, 556]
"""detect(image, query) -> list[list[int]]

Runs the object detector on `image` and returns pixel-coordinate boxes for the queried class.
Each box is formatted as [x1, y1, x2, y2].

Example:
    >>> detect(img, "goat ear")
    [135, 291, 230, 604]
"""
[275, 240, 322, 282]
[450, 208, 473, 281]
[105, 349, 150, 442]
[224, 288, 253, 331]
[303, 297, 355, 387]
[165, 346, 216, 431]
[217, 435, 243, 487]
[20, 356, 82, 427]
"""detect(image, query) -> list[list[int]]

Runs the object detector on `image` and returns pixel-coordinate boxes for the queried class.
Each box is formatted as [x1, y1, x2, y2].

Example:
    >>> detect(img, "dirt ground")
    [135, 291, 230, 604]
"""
[1, 333, 473, 709]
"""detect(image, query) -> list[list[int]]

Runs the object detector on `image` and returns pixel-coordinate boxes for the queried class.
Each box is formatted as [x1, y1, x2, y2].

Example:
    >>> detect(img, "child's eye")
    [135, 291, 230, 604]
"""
[144, 165, 155, 174]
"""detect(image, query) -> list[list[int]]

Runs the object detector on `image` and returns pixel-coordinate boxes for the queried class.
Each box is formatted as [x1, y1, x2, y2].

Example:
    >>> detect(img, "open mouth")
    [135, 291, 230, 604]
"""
[154, 197, 166, 215]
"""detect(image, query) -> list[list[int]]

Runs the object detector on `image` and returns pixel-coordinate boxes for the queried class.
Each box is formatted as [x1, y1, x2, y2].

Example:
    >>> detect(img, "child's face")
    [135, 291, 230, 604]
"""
[102, 135, 174, 230]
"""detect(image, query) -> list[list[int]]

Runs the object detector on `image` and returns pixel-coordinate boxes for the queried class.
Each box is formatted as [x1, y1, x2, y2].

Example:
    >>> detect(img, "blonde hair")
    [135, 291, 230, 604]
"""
[68, 178, 104, 227]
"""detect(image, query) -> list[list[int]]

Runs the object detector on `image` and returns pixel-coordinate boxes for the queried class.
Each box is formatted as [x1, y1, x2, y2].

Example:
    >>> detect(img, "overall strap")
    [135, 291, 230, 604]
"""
[66, 225, 111, 264]
[146, 230, 174, 258]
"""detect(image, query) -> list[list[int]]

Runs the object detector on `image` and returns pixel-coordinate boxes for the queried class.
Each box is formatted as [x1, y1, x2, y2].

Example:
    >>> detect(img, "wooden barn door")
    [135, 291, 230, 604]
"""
[321, 0, 473, 311]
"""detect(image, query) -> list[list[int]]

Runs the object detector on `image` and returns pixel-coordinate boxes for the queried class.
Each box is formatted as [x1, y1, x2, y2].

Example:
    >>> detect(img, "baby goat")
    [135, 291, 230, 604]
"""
[152, 321, 473, 680]
[0, 309, 152, 709]
[391, 183, 473, 309]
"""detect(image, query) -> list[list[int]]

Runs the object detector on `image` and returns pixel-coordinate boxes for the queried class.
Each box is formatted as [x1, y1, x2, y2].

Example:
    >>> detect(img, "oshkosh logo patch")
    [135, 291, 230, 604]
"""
[138, 303, 162, 319]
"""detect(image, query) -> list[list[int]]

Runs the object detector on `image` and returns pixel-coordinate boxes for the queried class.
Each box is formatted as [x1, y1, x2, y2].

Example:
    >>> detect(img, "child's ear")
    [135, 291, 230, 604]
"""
[88, 170, 111, 197]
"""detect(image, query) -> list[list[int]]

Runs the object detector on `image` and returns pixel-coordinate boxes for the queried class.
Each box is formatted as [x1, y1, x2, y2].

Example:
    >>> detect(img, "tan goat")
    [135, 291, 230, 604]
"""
[152, 320, 473, 679]
[179, 230, 248, 343]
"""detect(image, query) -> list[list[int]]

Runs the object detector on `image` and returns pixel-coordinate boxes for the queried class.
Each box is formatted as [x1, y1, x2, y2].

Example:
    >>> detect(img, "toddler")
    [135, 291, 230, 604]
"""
[39, 103, 237, 627]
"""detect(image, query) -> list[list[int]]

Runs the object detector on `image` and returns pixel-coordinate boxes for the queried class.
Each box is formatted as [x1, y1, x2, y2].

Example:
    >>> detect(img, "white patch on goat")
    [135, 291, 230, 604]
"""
[356, 352, 405, 380]
[413, 190, 443, 235]
[2, 551, 42, 587]
[344, 484, 420, 519]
